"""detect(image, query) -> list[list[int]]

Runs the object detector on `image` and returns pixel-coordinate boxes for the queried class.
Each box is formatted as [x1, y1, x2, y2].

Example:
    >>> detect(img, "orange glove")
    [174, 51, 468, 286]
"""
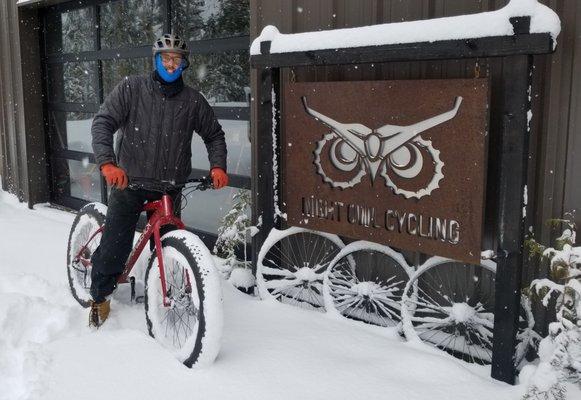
[210, 167, 228, 189]
[101, 163, 128, 189]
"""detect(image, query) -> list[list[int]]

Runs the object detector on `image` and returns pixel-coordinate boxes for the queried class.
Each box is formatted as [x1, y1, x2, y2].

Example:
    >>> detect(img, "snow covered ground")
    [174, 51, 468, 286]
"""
[0, 187, 578, 400]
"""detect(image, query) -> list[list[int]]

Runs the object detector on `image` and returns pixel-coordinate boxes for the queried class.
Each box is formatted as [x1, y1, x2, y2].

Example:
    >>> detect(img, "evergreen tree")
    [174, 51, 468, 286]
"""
[64, 62, 97, 105]
[61, 7, 93, 53]
[134, 0, 163, 44]
[172, 0, 205, 41]
[203, 0, 249, 38]
[60, 7, 96, 110]
[201, 0, 249, 103]
[214, 190, 252, 273]
[201, 52, 247, 103]
[100, 0, 162, 49]
[523, 216, 581, 400]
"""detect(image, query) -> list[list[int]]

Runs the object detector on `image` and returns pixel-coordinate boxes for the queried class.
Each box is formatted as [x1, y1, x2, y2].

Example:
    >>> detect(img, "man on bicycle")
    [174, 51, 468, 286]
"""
[89, 32, 228, 327]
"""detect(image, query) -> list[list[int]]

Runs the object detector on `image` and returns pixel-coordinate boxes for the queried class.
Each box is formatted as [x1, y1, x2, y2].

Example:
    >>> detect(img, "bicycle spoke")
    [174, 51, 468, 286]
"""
[150, 249, 203, 354]
[403, 261, 496, 365]
[259, 230, 343, 310]
[69, 215, 104, 301]
[327, 247, 410, 326]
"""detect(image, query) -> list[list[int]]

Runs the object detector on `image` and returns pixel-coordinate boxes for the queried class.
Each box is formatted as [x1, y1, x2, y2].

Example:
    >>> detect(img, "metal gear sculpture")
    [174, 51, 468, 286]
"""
[304, 96, 461, 199]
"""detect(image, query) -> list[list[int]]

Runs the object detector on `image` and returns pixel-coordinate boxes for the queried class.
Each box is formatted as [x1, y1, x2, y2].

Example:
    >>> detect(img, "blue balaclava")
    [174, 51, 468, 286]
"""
[155, 53, 185, 83]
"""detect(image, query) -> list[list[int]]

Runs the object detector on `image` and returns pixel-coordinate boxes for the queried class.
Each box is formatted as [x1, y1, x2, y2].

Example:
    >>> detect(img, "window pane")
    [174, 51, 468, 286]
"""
[47, 61, 98, 103]
[69, 160, 101, 201]
[184, 50, 250, 103]
[52, 158, 101, 202]
[102, 58, 151, 96]
[100, 0, 165, 49]
[48, 111, 94, 153]
[191, 119, 250, 176]
[171, 0, 249, 41]
[181, 187, 250, 234]
[45, 7, 95, 54]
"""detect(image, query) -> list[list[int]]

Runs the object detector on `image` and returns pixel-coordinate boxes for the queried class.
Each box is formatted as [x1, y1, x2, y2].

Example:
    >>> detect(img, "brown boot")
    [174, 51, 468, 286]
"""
[89, 300, 111, 328]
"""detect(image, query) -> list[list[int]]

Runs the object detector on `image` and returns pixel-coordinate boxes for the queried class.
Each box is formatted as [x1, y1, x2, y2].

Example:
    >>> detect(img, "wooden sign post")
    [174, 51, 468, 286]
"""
[251, 17, 554, 384]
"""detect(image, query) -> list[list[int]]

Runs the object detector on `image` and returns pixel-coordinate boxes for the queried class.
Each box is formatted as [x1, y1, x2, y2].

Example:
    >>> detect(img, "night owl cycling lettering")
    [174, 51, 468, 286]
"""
[301, 196, 461, 245]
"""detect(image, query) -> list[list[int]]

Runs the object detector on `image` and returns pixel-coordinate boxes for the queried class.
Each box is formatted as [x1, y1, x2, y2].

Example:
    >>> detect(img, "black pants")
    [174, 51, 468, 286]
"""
[90, 187, 181, 303]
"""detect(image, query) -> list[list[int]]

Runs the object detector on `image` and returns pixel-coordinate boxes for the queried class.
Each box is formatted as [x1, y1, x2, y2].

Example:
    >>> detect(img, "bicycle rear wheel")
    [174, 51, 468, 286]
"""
[66, 202, 107, 308]
[144, 230, 222, 368]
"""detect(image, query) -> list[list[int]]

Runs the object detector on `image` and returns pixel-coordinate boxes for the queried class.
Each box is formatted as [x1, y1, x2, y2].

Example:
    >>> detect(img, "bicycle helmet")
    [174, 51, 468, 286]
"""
[152, 32, 189, 56]
[153, 32, 189, 83]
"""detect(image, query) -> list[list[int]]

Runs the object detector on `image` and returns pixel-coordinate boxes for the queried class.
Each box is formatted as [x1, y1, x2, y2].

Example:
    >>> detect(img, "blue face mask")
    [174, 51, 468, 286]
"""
[155, 53, 185, 83]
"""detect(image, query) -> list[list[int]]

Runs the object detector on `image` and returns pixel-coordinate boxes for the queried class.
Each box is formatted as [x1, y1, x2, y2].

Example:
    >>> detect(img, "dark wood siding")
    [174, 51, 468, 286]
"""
[0, 1, 48, 205]
[0, 0, 27, 200]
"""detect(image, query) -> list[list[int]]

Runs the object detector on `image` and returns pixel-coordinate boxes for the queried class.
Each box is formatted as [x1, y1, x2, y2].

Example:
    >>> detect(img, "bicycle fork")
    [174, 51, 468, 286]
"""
[153, 227, 171, 307]
[151, 228, 192, 307]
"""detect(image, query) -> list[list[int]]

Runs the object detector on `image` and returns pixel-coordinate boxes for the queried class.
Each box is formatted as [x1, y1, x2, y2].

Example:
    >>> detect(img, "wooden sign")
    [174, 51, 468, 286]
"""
[281, 79, 490, 264]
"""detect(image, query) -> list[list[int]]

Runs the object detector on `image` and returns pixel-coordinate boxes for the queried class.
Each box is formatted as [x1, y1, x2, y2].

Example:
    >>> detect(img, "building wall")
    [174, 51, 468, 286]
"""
[250, 0, 580, 254]
[0, 0, 27, 200]
[0, 0, 48, 206]
[1, 0, 578, 245]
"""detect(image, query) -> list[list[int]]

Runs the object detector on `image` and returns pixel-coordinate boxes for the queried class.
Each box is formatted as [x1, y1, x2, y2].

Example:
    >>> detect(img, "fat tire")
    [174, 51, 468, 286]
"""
[66, 202, 107, 308]
[144, 232, 222, 368]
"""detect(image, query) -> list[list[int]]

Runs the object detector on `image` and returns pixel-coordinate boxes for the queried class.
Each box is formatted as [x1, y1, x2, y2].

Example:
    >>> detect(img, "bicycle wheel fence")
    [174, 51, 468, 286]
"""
[256, 228, 536, 369]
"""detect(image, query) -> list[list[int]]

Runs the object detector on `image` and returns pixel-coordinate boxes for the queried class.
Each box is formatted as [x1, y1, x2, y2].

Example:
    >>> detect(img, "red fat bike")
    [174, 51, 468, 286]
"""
[66, 177, 223, 368]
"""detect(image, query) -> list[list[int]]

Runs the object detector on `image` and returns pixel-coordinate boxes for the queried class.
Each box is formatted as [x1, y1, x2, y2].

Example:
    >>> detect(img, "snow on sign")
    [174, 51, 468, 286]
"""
[282, 79, 490, 265]
[250, 0, 561, 55]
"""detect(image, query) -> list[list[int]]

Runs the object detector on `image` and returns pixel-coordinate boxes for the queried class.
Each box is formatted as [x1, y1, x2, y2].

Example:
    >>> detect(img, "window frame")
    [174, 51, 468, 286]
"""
[40, 0, 251, 249]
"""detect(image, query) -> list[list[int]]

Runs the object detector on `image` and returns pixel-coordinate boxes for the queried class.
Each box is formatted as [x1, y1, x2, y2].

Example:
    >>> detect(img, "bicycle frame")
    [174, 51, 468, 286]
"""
[73, 193, 186, 307]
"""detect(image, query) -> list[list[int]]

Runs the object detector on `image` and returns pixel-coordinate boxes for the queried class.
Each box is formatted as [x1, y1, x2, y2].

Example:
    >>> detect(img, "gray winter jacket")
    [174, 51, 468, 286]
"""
[91, 72, 227, 186]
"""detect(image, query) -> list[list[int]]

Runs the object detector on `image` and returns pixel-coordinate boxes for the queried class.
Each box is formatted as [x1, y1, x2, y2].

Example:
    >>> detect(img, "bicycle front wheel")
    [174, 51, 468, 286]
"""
[144, 230, 223, 368]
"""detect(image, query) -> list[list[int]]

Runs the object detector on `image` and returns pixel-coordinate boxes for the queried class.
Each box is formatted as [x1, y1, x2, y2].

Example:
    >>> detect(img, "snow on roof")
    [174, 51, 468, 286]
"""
[250, 0, 561, 56]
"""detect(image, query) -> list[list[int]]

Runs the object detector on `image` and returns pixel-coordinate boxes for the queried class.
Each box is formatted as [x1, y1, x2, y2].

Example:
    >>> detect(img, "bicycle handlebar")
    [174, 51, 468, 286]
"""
[126, 176, 214, 193]
[186, 176, 214, 191]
